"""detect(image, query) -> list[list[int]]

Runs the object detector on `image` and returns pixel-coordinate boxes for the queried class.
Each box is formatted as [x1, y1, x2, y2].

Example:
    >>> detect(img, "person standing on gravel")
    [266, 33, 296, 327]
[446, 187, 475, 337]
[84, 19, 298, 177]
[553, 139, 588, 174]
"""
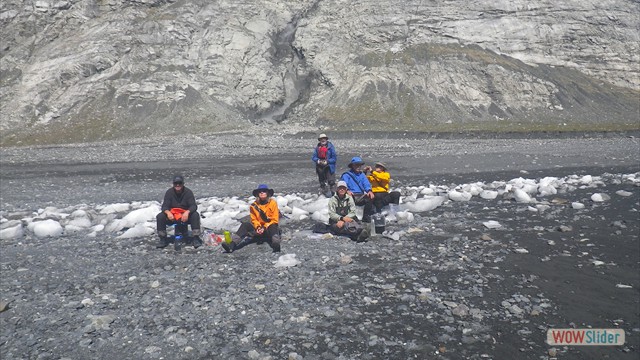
[364, 162, 401, 214]
[222, 184, 282, 253]
[328, 181, 369, 242]
[312, 133, 338, 198]
[156, 175, 202, 251]
[340, 156, 375, 223]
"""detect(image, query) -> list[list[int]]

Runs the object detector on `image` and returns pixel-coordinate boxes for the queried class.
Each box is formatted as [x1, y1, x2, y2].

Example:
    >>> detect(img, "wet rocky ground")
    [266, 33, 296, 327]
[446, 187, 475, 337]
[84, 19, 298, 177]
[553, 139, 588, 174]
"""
[1, 134, 639, 359]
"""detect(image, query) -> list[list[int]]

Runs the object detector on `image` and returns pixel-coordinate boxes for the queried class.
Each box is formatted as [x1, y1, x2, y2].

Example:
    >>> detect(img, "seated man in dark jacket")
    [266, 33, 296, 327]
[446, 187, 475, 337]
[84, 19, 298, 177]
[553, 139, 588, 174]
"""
[156, 175, 201, 251]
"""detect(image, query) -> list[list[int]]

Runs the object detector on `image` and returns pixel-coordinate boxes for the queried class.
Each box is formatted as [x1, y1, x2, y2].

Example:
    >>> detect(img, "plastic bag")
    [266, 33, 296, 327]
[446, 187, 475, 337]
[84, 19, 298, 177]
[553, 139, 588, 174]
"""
[203, 229, 223, 247]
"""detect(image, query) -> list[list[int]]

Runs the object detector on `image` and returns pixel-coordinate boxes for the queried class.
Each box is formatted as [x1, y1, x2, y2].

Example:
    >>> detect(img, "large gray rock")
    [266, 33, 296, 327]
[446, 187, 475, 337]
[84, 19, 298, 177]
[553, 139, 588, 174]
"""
[0, 0, 638, 145]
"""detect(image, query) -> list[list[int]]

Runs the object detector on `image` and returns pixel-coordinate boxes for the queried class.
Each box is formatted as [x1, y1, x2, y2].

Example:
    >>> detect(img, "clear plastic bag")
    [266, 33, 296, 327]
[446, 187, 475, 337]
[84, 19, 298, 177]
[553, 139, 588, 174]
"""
[203, 229, 223, 247]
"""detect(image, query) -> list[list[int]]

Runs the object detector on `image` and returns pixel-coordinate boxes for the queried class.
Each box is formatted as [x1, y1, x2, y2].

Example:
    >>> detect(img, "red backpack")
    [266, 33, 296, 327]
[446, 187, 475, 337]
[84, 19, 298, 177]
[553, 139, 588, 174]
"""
[317, 144, 328, 159]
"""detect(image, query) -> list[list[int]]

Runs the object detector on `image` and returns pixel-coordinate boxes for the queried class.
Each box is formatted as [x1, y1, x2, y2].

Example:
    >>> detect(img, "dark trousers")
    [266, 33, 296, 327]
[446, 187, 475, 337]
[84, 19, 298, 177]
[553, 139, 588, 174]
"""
[352, 194, 374, 222]
[316, 165, 335, 189]
[372, 191, 401, 212]
[236, 221, 281, 245]
[156, 211, 201, 237]
[329, 221, 364, 241]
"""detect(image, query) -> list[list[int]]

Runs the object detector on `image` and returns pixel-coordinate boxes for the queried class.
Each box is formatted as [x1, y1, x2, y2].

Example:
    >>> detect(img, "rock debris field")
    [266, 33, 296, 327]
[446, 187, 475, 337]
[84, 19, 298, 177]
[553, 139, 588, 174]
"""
[1, 134, 639, 359]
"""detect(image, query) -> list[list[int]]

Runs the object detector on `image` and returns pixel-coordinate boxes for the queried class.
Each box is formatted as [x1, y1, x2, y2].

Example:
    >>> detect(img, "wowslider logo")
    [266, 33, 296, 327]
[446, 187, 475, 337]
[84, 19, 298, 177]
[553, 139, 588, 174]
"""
[547, 329, 625, 346]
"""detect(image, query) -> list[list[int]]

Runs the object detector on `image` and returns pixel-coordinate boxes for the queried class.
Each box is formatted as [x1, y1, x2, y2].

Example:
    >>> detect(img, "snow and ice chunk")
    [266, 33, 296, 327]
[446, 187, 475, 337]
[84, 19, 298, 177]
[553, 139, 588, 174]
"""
[580, 175, 593, 185]
[106, 204, 156, 234]
[32, 219, 64, 238]
[461, 182, 484, 196]
[571, 202, 585, 209]
[105, 219, 128, 233]
[509, 177, 538, 195]
[87, 224, 105, 237]
[36, 207, 69, 220]
[448, 190, 472, 202]
[615, 284, 633, 289]
[99, 203, 131, 214]
[274, 254, 301, 268]
[299, 197, 330, 214]
[537, 184, 557, 197]
[479, 190, 498, 200]
[615, 190, 633, 197]
[117, 223, 155, 238]
[395, 211, 414, 223]
[289, 207, 310, 221]
[591, 193, 611, 202]
[0, 221, 23, 239]
[383, 230, 406, 241]
[513, 188, 533, 203]
[483, 220, 502, 229]
[419, 187, 436, 196]
[67, 216, 92, 228]
[122, 204, 161, 227]
[405, 196, 446, 212]
[201, 210, 242, 232]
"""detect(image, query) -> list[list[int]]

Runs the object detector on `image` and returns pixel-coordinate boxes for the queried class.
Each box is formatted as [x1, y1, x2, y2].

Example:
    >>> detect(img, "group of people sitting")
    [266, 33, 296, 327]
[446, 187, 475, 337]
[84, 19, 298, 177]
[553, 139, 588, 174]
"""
[155, 178, 282, 253]
[155, 133, 400, 253]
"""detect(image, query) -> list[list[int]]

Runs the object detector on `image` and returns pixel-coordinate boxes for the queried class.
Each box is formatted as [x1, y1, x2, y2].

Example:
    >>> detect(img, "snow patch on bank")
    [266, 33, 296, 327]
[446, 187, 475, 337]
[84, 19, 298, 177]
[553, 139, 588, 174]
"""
[0, 172, 637, 240]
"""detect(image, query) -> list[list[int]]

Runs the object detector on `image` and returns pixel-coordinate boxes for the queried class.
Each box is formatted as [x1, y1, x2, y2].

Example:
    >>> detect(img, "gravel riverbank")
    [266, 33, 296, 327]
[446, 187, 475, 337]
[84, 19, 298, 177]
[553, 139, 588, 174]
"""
[1, 134, 638, 359]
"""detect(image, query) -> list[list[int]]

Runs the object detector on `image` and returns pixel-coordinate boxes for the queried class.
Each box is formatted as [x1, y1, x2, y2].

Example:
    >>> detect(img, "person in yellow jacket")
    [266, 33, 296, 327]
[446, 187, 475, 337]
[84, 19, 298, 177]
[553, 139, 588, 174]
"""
[364, 162, 401, 213]
[222, 184, 282, 253]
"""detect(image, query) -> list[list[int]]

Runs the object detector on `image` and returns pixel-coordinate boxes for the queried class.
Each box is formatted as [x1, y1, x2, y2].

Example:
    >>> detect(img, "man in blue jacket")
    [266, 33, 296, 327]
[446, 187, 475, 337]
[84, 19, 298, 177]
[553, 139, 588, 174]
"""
[312, 133, 338, 197]
[340, 157, 375, 223]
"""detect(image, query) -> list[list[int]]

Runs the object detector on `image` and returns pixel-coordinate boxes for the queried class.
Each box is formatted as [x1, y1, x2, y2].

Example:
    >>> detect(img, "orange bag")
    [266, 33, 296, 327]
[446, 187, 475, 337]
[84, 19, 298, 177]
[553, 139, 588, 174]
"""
[170, 208, 187, 220]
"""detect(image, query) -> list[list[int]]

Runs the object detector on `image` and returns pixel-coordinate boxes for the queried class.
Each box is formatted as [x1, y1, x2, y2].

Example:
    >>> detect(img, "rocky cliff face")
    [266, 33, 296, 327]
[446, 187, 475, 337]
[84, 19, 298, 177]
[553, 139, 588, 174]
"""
[1, 0, 638, 145]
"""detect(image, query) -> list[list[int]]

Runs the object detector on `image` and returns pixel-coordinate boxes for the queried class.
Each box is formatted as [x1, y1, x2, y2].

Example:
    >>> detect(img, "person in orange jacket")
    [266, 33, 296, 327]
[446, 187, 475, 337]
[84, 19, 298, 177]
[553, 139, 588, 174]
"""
[222, 184, 281, 253]
[364, 162, 401, 213]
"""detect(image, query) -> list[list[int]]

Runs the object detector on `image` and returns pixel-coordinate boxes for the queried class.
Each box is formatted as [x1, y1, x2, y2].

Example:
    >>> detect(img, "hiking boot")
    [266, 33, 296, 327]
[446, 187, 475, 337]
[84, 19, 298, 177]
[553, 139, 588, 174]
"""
[191, 229, 202, 248]
[156, 235, 170, 248]
[356, 229, 370, 243]
[221, 234, 242, 253]
[271, 234, 282, 253]
[221, 241, 235, 253]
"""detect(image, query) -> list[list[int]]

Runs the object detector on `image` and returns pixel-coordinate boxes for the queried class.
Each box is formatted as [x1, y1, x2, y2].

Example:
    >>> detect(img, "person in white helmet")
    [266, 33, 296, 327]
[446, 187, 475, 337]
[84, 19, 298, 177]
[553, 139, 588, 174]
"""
[311, 133, 338, 197]
[327, 181, 369, 242]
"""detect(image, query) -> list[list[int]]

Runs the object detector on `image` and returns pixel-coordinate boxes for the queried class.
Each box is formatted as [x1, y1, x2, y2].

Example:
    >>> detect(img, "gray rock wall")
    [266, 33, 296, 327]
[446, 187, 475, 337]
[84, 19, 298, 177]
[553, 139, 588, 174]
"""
[1, 0, 638, 145]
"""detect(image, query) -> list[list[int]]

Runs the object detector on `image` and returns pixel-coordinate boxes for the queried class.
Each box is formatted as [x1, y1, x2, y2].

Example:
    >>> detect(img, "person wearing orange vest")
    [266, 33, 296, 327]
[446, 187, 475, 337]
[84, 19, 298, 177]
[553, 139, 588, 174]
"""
[222, 184, 282, 253]
[364, 162, 401, 213]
